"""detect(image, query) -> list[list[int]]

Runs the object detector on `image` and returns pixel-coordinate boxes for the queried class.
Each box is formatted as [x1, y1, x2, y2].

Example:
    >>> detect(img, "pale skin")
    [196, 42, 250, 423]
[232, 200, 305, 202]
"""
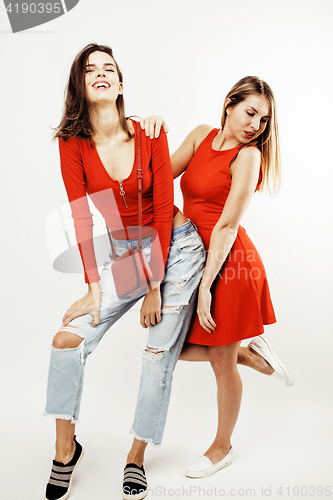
[52, 54, 273, 466]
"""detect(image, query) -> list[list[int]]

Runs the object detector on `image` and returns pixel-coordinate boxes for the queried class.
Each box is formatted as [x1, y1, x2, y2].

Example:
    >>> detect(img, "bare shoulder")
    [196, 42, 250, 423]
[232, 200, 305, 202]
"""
[236, 145, 261, 164]
[191, 124, 215, 152]
[231, 145, 261, 179]
[177, 124, 214, 154]
[192, 124, 214, 137]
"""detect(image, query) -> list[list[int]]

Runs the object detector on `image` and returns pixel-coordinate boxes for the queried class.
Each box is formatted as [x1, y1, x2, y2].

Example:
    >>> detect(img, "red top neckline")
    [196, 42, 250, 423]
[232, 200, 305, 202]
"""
[91, 118, 137, 184]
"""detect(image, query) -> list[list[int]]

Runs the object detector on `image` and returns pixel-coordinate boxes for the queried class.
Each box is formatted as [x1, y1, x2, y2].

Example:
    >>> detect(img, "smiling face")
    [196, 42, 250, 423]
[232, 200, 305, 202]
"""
[84, 50, 123, 105]
[225, 94, 271, 144]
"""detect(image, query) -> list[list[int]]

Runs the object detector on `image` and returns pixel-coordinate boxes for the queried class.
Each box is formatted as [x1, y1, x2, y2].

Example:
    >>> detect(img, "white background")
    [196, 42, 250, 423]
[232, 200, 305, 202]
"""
[0, 1, 332, 499]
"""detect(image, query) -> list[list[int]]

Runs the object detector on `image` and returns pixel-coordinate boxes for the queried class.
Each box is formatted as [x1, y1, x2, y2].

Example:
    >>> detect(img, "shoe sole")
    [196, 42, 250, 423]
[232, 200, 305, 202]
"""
[185, 459, 232, 478]
[122, 489, 147, 500]
[44, 447, 84, 500]
[250, 336, 294, 387]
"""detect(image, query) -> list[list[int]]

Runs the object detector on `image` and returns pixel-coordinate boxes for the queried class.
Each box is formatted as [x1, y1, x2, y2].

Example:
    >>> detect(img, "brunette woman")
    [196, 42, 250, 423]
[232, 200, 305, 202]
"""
[44, 43, 205, 500]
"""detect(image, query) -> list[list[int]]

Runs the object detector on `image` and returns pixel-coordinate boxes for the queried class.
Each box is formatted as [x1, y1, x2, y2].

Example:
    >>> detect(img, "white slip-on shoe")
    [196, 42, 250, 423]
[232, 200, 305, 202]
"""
[185, 447, 233, 478]
[248, 335, 294, 387]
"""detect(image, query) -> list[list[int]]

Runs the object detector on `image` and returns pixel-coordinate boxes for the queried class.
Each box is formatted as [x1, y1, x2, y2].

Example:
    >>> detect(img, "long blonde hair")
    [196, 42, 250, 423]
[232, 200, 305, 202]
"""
[221, 76, 281, 194]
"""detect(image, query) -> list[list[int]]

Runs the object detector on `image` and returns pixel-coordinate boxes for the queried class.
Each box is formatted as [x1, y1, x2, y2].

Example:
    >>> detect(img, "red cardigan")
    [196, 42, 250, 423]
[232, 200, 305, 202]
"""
[59, 123, 174, 283]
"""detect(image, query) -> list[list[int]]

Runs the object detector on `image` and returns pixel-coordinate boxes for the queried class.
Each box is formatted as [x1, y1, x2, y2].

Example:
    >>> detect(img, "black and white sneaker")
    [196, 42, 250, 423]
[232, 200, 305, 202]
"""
[122, 463, 148, 500]
[45, 436, 84, 500]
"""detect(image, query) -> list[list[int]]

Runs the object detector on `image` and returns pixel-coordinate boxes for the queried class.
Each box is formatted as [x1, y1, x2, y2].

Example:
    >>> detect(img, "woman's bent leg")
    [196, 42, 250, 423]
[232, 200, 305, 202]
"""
[45, 330, 86, 424]
[237, 345, 274, 374]
[180, 342, 274, 375]
[48, 332, 81, 464]
[45, 265, 143, 469]
[45, 257, 141, 424]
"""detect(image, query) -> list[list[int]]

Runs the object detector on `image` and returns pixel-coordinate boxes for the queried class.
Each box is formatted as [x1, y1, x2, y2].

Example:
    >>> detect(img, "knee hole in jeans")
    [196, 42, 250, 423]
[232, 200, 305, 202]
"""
[52, 330, 83, 349]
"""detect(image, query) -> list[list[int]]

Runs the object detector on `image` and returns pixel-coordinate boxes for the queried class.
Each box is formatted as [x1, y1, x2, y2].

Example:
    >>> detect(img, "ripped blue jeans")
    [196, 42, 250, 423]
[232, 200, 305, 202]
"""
[45, 220, 205, 445]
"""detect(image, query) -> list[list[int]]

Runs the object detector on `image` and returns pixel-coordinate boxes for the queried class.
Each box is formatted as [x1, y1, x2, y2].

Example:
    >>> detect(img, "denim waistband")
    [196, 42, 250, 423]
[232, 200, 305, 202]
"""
[111, 236, 151, 251]
[170, 219, 196, 241]
[111, 219, 196, 251]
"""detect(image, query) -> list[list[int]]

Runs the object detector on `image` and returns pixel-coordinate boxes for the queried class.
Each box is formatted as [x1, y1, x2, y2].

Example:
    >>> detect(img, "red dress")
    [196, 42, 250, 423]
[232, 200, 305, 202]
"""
[181, 128, 277, 346]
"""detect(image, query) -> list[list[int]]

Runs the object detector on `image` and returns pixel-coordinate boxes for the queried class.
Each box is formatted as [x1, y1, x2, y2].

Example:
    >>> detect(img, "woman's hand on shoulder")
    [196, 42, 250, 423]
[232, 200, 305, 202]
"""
[62, 282, 101, 328]
[140, 115, 169, 139]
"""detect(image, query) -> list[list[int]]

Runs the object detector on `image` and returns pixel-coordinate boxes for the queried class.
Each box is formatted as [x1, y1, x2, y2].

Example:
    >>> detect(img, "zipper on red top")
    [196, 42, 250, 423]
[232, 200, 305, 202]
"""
[118, 181, 128, 208]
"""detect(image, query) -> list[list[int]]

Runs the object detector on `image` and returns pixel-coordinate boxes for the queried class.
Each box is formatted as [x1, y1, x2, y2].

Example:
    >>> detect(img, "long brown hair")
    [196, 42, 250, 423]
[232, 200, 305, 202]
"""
[221, 76, 281, 194]
[54, 43, 132, 141]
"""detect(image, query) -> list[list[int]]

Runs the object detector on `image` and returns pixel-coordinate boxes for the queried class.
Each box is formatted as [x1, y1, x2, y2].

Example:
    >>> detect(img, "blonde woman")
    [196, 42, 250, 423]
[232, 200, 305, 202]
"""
[136, 76, 293, 485]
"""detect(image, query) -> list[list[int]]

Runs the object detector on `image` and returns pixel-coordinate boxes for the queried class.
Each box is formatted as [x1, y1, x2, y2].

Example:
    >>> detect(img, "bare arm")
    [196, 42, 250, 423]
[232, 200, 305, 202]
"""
[140, 117, 214, 178]
[171, 124, 213, 179]
[197, 146, 262, 332]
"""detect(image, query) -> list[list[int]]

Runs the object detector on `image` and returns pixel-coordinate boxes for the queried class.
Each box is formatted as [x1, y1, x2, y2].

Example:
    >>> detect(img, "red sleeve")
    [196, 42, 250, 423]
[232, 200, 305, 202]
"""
[149, 129, 174, 280]
[59, 138, 100, 283]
